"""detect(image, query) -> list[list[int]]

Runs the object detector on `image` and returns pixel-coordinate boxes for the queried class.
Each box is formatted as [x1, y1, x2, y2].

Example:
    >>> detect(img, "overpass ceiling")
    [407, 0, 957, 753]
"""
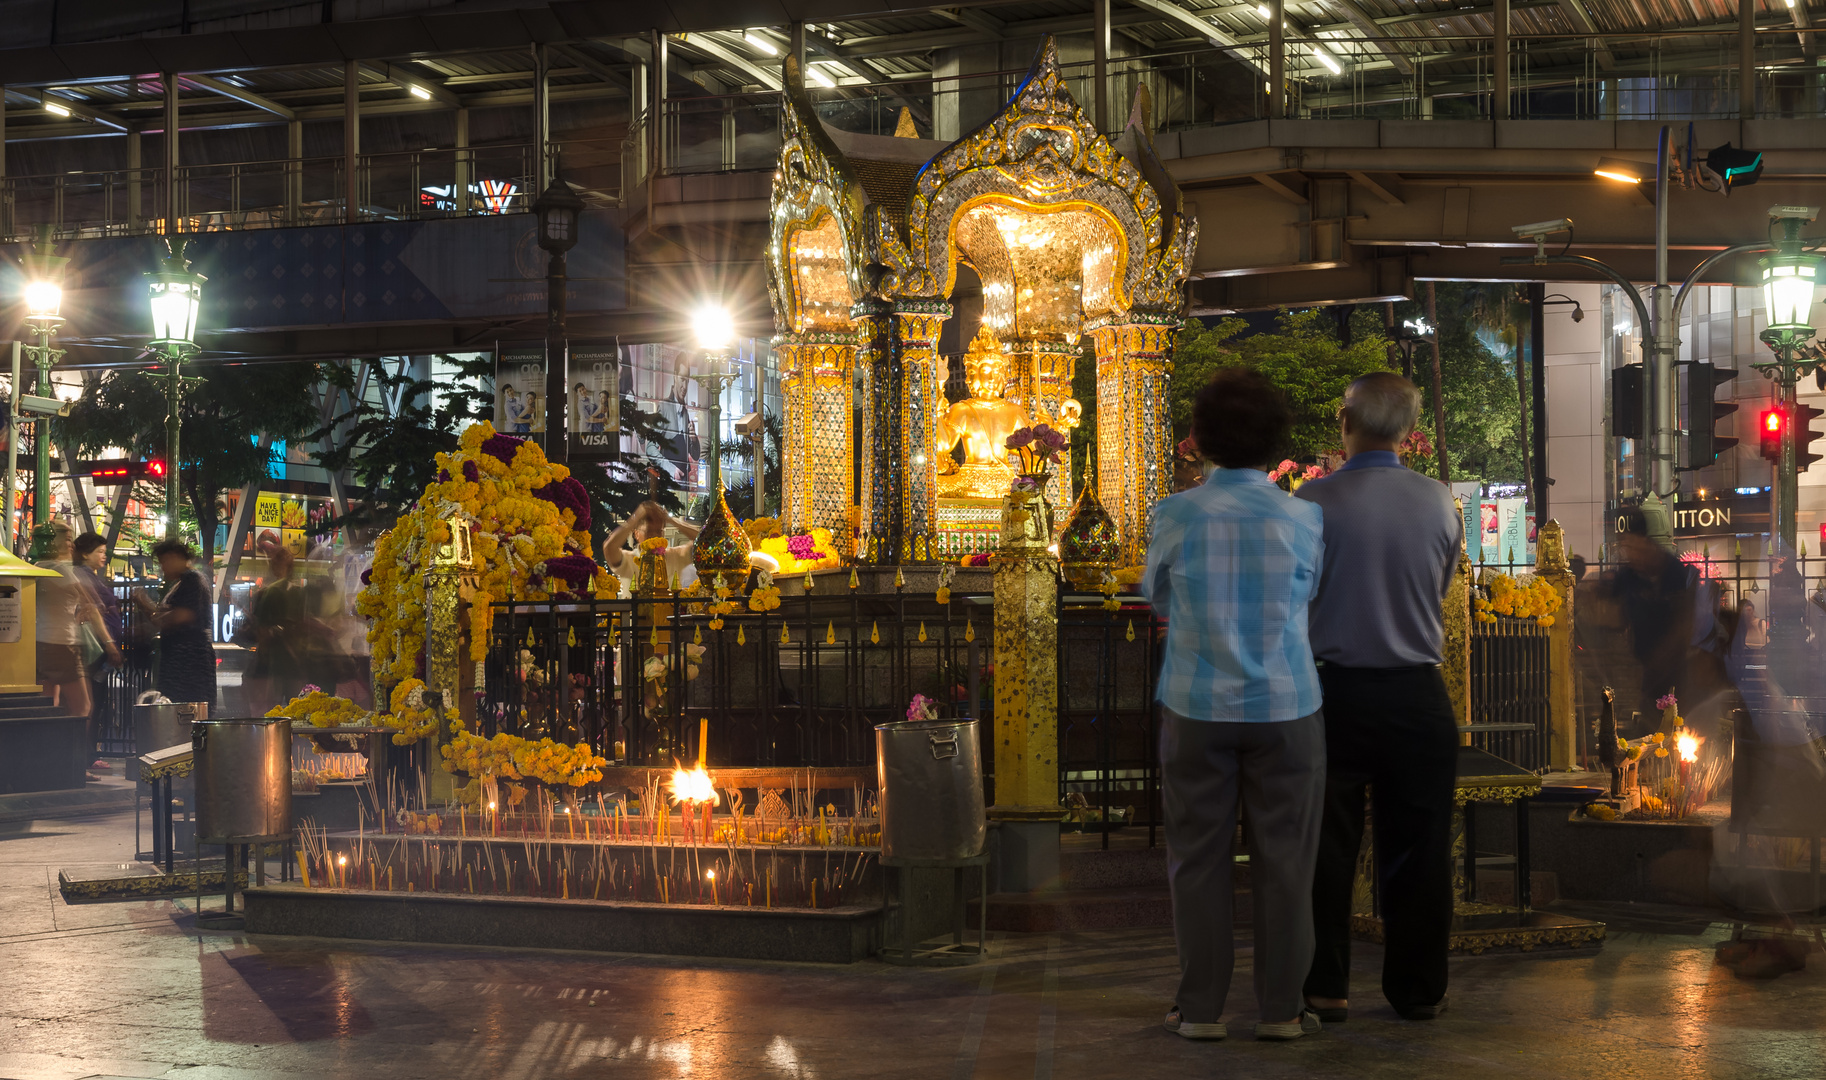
[0, 0, 1806, 139]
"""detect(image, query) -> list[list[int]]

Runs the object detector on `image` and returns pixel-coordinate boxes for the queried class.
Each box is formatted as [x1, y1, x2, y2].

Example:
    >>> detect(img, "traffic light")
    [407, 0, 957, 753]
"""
[1611, 364, 1644, 442]
[1760, 407, 1785, 463]
[1799, 402, 1825, 472]
[1679, 361, 1739, 469]
[1707, 143, 1764, 192]
[83, 459, 166, 485]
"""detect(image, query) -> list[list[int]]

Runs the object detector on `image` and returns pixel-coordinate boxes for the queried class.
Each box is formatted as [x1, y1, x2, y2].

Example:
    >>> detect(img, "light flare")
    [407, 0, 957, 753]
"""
[670, 764, 719, 805]
[1676, 731, 1700, 763]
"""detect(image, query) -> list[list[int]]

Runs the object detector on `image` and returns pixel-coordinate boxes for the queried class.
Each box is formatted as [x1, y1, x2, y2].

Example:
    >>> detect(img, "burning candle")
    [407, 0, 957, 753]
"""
[337, 854, 347, 889]
[708, 869, 718, 906]
[698, 716, 710, 768]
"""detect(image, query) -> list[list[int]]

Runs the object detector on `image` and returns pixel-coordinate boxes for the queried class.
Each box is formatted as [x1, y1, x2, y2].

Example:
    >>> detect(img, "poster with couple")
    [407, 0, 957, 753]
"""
[493, 342, 621, 460]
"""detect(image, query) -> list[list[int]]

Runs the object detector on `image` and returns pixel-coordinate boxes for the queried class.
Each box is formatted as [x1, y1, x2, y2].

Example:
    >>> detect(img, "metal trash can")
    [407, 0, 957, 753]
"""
[876, 718, 986, 861]
[193, 717, 293, 844]
[134, 700, 207, 757]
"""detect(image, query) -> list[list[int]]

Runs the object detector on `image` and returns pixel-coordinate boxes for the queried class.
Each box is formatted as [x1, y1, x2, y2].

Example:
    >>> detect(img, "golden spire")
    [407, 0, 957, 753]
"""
[894, 107, 919, 138]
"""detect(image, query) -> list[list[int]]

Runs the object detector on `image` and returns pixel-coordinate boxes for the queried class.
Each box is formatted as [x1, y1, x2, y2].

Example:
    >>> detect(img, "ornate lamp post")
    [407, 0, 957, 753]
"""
[533, 174, 582, 463]
[144, 240, 205, 541]
[690, 305, 738, 497]
[20, 226, 68, 558]
[1751, 207, 1824, 553]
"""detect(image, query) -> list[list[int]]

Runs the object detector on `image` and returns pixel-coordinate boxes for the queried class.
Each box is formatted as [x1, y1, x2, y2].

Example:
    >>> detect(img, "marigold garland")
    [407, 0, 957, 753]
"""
[1473, 572, 1563, 627]
[265, 690, 370, 729]
[356, 421, 617, 706]
[439, 722, 607, 787]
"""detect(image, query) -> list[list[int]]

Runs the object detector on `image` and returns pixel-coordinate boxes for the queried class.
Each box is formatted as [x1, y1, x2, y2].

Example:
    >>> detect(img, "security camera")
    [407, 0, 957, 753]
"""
[1512, 218, 1574, 240]
[735, 412, 764, 436]
[1769, 205, 1820, 224]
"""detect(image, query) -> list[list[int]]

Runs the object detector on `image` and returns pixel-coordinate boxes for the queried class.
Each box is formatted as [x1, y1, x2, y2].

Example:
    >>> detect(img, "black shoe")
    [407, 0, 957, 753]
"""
[1395, 995, 1448, 1021]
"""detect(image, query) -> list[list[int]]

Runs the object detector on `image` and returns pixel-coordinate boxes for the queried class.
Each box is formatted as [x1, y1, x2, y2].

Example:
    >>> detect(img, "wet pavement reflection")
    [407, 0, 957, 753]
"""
[1, 814, 1822, 1080]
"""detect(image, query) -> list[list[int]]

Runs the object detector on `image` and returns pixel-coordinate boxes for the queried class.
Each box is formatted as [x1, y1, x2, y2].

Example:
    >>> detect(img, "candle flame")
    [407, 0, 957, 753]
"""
[1676, 731, 1700, 763]
[670, 764, 719, 805]
[337, 855, 347, 866]
[706, 869, 716, 880]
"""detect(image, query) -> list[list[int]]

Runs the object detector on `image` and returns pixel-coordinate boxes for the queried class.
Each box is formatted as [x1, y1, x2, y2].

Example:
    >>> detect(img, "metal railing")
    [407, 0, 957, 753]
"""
[481, 587, 1161, 842]
[1469, 613, 1551, 772]
[93, 579, 163, 760]
[0, 137, 622, 242]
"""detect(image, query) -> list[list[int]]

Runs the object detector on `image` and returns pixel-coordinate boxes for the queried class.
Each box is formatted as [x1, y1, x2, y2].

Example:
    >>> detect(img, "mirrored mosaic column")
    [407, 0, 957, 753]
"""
[1012, 338, 1078, 511]
[853, 298, 898, 564]
[777, 332, 857, 540]
[897, 300, 951, 563]
[1092, 318, 1177, 565]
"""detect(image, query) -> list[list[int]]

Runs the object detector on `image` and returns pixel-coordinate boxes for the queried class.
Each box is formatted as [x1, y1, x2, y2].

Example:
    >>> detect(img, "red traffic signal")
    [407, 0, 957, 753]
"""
[1761, 408, 1784, 463]
[84, 459, 167, 485]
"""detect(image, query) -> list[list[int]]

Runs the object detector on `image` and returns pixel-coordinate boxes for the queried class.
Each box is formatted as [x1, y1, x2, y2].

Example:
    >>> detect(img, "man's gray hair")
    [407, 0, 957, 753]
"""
[1343, 371, 1422, 442]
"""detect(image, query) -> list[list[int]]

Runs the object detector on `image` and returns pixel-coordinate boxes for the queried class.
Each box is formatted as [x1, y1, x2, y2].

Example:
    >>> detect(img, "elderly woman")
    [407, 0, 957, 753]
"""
[133, 539, 217, 706]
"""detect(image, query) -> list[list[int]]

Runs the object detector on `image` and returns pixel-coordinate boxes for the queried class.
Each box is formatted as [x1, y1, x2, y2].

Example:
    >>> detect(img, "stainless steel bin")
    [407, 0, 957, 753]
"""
[876, 718, 986, 861]
[134, 700, 207, 757]
[193, 717, 293, 843]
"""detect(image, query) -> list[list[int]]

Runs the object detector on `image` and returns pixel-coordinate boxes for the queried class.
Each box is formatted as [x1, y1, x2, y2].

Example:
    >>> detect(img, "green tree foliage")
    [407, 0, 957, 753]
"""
[1390, 284, 1529, 486]
[712, 410, 783, 520]
[1170, 310, 1395, 459]
[57, 361, 322, 575]
[312, 355, 495, 532]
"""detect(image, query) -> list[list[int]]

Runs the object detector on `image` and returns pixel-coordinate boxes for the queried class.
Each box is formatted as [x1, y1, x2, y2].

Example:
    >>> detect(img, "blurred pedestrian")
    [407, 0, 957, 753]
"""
[1602, 509, 1699, 735]
[35, 522, 122, 776]
[134, 539, 216, 707]
[1145, 368, 1327, 1042]
[1298, 372, 1462, 1023]
[248, 539, 307, 713]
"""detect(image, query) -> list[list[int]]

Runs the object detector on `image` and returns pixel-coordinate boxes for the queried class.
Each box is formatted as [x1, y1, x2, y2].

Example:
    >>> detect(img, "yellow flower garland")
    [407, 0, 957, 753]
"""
[439, 722, 607, 787]
[1473, 572, 1563, 627]
[356, 421, 616, 701]
[265, 690, 371, 728]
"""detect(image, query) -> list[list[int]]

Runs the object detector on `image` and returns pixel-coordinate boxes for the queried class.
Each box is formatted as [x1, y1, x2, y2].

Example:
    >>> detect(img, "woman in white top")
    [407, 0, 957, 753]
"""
[35, 521, 123, 739]
[601, 501, 701, 594]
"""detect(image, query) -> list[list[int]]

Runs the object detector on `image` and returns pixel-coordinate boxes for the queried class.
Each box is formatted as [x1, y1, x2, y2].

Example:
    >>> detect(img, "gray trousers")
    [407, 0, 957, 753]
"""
[1161, 707, 1326, 1024]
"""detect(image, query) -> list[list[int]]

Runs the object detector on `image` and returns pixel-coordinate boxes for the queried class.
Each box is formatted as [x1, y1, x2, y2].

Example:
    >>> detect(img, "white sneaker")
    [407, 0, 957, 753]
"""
[1164, 1008, 1227, 1040]
[1255, 1009, 1323, 1041]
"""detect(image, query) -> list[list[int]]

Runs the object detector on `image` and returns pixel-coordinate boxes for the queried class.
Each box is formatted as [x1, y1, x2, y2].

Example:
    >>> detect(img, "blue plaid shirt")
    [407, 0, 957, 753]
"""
[1144, 467, 1325, 723]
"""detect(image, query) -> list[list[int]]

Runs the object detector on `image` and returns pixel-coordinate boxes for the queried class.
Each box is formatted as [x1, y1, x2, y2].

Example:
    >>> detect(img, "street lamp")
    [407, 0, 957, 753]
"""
[144, 239, 205, 541]
[691, 304, 739, 498]
[19, 225, 67, 557]
[533, 173, 583, 463]
[1751, 207, 1824, 552]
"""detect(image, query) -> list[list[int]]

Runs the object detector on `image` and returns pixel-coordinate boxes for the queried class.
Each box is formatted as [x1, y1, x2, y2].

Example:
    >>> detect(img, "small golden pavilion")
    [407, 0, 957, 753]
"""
[765, 37, 1197, 565]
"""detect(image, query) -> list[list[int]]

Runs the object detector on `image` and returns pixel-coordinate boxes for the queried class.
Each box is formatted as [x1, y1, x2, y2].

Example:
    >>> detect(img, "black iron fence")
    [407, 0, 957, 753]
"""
[481, 587, 1163, 841]
[1468, 614, 1551, 771]
[93, 580, 161, 759]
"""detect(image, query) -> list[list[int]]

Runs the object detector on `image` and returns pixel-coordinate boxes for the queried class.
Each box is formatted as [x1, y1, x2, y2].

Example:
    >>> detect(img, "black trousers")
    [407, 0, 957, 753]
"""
[1304, 663, 1458, 1010]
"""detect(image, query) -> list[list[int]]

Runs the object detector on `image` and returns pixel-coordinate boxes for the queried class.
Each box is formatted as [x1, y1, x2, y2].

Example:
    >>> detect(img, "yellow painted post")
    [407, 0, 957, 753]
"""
[988, 482, 1064, 821]
[424, 515, 475, 802]
[1536, 520, 1576, 772]
[1442, 500, 1473, 736]
[0, 547, 59, 695]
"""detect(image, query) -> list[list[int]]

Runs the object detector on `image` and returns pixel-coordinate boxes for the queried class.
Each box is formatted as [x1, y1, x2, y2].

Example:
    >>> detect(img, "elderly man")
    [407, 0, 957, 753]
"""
[1296, 371, 1463, 1023]
[1146, 368, 1327, 1042]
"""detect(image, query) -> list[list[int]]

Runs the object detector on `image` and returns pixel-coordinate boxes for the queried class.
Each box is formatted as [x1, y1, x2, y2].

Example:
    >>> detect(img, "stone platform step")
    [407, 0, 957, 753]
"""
[59, 861, 248, 902]
[0, 776, 135, 823]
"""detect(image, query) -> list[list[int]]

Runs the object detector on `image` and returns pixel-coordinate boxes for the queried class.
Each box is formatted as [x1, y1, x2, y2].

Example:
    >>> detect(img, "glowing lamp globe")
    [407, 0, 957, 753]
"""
[145, 240, 205, 351]
[22, 280, 61, 321]
[1760, 249, 1821, 339]
[693, 304, 735, 352]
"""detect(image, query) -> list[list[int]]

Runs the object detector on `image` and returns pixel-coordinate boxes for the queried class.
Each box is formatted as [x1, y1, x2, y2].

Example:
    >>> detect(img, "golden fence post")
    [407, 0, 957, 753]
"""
[1536, 519, 1576, 772]
[423, 515, 475, 802]
[988, 481, 1066, 836]
[1443, 499, 1473, 738]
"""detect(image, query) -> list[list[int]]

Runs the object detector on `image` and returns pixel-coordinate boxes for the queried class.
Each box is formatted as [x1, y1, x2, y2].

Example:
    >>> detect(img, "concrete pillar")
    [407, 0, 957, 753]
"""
[532, 42, 551, 191]
[932, 44, 998, 142]
[1537, 520, 1577, 770]
[988, 483, 1063, 892]
[127, 127, 141, 231]
[285, 119, 302, 224]
[1269, 0, 1285, 119]
[452, 108, 469, 215]
[1493, 0, 1509, 120]
[653, 32, 668, 179]
[343, 60, 360, 224]
[1093, 0, 1110, 133]
[790, 21, 806, 74]
[163, 73, 179, 231]
[1740, 0, 1756, 121]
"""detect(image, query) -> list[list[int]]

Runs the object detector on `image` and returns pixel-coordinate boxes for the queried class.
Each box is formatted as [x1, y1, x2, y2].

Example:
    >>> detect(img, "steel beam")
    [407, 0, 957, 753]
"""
[180, 74, 294, 120]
